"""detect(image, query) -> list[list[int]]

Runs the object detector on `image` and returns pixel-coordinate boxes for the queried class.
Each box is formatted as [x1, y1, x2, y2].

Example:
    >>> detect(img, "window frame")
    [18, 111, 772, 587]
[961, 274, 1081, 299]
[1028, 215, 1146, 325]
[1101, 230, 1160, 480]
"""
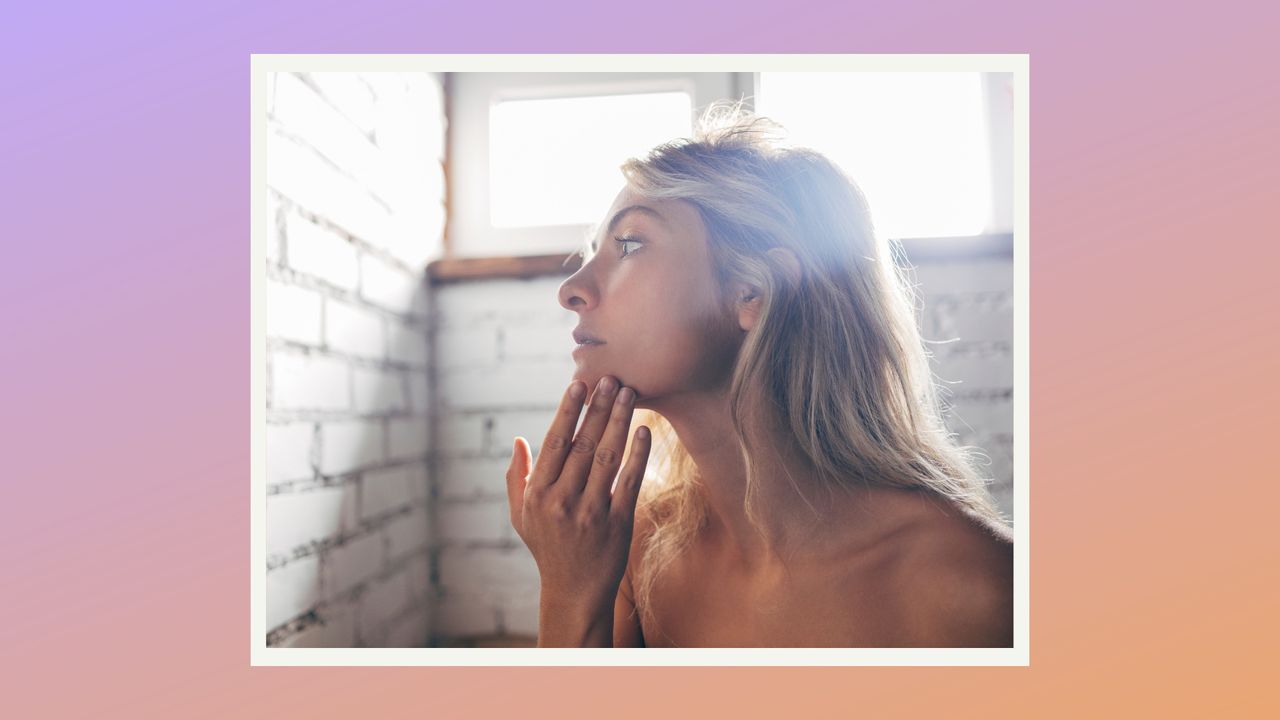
[445, 71, 752, 260]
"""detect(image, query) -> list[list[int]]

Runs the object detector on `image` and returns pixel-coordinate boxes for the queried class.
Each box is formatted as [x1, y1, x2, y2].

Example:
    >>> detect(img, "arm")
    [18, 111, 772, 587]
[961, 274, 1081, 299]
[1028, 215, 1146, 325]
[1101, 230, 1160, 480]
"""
[535, 562, 645, 647]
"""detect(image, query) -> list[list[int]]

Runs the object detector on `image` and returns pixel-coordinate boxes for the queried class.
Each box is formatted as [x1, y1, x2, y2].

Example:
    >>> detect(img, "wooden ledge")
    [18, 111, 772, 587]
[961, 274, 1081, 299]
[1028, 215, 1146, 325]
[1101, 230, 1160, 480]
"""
[427, 253, 583, 284]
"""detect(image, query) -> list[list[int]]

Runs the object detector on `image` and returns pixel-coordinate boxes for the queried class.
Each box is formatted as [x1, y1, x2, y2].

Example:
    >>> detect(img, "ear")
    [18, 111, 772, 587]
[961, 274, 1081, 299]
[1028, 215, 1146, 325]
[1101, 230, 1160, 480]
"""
[736, 248, 801, 333]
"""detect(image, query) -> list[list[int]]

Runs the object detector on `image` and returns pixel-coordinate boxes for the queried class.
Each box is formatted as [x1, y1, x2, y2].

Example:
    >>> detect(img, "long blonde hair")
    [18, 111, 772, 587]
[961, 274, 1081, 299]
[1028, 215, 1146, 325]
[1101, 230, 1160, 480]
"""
[602, 101, 1010, 629]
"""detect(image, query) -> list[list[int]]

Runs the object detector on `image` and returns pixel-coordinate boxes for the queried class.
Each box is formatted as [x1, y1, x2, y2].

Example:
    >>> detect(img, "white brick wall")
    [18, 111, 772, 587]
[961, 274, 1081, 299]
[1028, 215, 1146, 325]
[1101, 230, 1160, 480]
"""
[915, 255, 1016, 524]
[265, 71, 444, 648]
[266, 484, 359, 559]
[326, 299, 385, 360]
[427, 277, 573, 643]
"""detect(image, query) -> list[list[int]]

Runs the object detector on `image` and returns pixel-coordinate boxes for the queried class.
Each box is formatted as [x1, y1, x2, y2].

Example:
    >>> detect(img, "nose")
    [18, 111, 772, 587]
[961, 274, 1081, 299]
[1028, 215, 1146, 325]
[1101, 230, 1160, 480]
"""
[557, 265, 596, 312]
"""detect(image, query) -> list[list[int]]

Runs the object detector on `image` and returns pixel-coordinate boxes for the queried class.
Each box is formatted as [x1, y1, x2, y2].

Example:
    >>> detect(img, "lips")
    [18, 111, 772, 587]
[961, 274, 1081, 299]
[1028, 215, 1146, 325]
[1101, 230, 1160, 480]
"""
[572, 328, 605, 345]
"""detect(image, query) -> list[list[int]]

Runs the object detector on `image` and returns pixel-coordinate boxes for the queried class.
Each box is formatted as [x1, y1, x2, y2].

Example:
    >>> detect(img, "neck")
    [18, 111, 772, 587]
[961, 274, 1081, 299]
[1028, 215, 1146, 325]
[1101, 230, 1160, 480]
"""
[644, 384, 843, 573]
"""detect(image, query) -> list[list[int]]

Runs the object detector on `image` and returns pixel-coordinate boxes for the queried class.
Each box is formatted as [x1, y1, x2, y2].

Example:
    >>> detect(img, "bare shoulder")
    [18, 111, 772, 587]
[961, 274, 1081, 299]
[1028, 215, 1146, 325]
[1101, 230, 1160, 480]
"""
[887, 494, 1014, 647]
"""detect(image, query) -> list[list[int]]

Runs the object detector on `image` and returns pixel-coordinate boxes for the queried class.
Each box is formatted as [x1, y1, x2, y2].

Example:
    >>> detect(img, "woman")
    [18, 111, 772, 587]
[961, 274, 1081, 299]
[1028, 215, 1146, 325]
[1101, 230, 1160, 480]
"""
[504, 101, 1013, 648]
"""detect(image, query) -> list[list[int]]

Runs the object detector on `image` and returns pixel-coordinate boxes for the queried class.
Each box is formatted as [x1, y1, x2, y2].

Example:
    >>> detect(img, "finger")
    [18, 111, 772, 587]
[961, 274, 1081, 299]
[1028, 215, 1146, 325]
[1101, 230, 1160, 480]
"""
[556, 375, 621, 497]
[582, 385, 637, 512]
[529, 380, 588, 488]
[505, 436, 533, 530]
[610, 426, 652, 523]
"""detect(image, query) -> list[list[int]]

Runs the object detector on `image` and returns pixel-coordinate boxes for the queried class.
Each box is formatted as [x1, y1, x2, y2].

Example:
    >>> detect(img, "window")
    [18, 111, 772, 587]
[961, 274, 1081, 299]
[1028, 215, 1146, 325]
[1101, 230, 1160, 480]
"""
[447, 72, 743, 258]
[489, 91, 694, 228]
[756, 72, 1012, 239]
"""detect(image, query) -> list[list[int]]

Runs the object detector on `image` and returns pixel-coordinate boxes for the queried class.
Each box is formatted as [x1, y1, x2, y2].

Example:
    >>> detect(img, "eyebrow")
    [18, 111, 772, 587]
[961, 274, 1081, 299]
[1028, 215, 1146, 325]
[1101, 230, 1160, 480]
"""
[590, 205, 667, 251]
[607, 204, 666, 235]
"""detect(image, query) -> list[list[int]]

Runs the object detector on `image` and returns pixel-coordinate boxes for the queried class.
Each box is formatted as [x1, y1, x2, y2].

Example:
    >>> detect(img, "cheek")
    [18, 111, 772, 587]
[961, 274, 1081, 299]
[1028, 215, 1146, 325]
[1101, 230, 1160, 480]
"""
[620, 293, 739, 394]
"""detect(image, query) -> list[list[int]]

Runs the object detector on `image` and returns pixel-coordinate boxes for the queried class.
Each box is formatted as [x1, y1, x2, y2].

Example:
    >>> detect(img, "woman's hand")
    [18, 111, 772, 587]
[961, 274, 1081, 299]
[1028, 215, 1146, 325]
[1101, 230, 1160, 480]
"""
[504, 375, 652, 646]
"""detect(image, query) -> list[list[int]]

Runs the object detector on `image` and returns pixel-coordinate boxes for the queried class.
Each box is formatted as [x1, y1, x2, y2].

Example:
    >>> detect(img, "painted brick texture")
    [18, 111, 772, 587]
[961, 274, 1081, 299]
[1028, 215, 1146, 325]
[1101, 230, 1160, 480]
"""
[265, 71, 443, 648]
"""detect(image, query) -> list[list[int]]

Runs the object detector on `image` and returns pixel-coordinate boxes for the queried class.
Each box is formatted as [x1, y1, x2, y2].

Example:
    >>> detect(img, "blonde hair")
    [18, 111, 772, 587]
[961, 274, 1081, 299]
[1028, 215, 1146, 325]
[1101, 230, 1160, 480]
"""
[604, 100, 1011, 630]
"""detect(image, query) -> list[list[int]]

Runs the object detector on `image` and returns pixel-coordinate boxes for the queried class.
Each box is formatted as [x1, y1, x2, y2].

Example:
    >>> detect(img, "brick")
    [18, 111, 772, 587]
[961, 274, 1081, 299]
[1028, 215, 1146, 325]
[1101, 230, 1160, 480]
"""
[361, 72, 408, 101]
[407, 462, 429, 504]
[279, 602, 356, 648]
[437, 500, 511, 544]
[266, 422, 314, 484]
[389, 201, 446, 270]
[502, 322, 575, 361]
[318, 418, 383, 475]
[266, 70, 278, 116]
[488, 409, 560, 457]
[405, 554, 431, 602]
[267, 128, 393, 248]
[433, 595, 499, 638]
[436, 414, 487, 456]
[434, 278, 567, 327]
[408, 372, 429, 414]
[374, 76, 441, 183]
[386, 507, 430, 559]
[436, 456, 511, 500]
[361, 465, 413, 521]
[285, 212, 359, 291]
[324, 297, 383, 359]
[270, 351, 349, 411]
[386, 321, 429, 367]
[388, 416, 429, 462]
[266, 484, 359, 558]
[438, 361, 574, 411]
[436, 324, 500, 369]
[438, 546, 539, 599]
[273, 73, 393, 200]
[385, 605, 430, 648]
[913, 258, 1013, 295]
[930, 294, 1014, 344]
[267, 555, 321, 628]
[360, 253, 429, 317]
[324, 532, 383, 599]
[352, 365, 405, 414]
[359, 568, 411, 642]
[266, 192, 283, 264]
[930, 352, 1013, 396]
[266, 281, 322, 346]
[943, 399, 1014, 439]
[306, 72, 377, 136]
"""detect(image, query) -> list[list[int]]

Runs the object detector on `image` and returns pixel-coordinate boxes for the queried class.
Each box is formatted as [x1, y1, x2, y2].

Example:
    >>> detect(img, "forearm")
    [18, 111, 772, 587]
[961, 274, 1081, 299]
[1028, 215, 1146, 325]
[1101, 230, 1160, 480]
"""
[537, 591, 614, 647]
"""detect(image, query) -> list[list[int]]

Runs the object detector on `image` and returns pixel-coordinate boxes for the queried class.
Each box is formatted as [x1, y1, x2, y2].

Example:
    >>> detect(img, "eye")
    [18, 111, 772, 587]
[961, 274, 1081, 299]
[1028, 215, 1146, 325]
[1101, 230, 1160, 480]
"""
[615, 235, 642, 258]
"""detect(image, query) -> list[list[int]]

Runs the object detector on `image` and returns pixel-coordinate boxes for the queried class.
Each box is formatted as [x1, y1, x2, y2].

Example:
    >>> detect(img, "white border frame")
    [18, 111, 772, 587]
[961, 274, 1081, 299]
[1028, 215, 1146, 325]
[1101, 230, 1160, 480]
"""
[250, 53, 1030, 666]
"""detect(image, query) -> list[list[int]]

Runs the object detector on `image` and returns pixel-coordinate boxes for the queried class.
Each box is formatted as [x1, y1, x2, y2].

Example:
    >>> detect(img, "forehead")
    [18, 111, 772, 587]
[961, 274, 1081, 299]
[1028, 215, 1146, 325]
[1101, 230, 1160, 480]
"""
[598, 186, 707, 246]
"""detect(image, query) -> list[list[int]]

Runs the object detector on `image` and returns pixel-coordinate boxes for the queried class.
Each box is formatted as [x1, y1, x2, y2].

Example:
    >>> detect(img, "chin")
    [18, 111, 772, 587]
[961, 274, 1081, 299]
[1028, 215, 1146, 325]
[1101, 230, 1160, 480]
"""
[571, 368, 645, 404]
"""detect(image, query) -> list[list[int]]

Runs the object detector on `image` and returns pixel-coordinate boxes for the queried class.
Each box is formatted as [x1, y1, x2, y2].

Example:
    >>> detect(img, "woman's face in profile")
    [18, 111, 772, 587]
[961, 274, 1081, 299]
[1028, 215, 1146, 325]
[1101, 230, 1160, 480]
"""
[558, 186, 743, 407]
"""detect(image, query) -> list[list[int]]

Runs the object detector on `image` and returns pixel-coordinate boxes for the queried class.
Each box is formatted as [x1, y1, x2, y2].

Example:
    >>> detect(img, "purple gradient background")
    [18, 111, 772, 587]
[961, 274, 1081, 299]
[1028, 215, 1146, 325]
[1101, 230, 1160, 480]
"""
[3, 1, 1276, 717]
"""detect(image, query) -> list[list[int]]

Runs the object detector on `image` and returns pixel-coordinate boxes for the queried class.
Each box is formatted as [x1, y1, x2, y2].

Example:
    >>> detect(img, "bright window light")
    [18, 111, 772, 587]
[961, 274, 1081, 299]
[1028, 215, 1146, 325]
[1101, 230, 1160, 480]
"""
[757, 72, 992, 239]
[490, 91, 693, 228]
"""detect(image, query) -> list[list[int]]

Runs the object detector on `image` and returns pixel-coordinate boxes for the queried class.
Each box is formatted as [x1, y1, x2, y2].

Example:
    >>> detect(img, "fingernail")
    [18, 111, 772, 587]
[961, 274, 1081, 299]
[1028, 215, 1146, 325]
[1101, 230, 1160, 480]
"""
[599, 376, 616, 393]
[638, 426, 650, 440]
[618, 387, 634, 404]
[569, 381, 585, 400]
